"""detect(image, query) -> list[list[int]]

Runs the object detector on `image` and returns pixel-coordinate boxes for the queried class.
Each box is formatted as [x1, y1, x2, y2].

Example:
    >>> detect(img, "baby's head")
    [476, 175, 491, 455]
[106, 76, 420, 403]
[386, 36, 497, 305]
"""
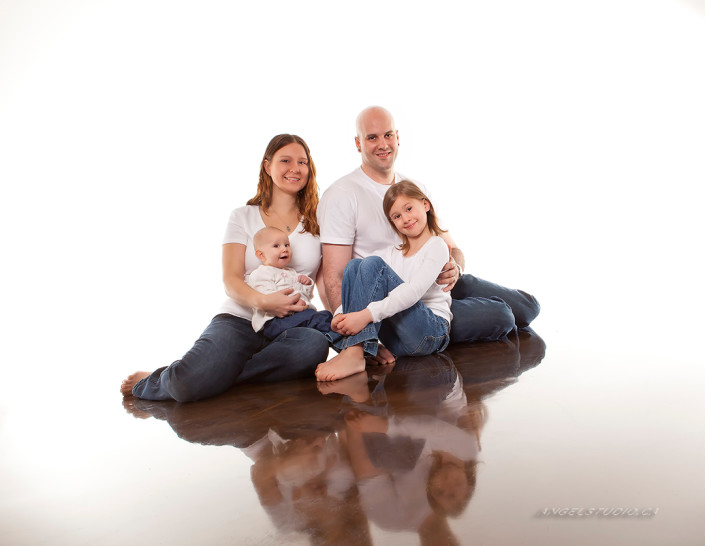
[254, 227, 292, 268]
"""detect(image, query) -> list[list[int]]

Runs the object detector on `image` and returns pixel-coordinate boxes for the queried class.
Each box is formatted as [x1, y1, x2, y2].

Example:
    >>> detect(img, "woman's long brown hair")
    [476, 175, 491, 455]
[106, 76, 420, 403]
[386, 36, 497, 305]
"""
[247, 134, 320, 236]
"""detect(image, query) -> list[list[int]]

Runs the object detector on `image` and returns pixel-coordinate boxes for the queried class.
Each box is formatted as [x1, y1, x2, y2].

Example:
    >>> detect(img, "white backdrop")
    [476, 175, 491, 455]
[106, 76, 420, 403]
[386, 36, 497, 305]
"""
[1, 0, 704, 407]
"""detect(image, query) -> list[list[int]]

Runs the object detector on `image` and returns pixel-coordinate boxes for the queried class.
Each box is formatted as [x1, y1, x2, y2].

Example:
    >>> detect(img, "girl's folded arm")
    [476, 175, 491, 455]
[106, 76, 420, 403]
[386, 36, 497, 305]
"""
[367, 238, 449, 322]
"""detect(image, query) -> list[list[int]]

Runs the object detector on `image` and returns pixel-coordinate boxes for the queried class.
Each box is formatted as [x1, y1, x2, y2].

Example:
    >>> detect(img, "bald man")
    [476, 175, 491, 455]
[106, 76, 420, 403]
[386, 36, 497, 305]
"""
[317, 106, 539, 350]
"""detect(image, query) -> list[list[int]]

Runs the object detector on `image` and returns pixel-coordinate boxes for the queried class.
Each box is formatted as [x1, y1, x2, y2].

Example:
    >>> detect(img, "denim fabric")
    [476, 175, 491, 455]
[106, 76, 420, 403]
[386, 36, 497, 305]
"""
[326, 256, 450, 358]
[262, 308, 333, 340]
[449, 274, 541, 343]
[132, 313, 330, 402]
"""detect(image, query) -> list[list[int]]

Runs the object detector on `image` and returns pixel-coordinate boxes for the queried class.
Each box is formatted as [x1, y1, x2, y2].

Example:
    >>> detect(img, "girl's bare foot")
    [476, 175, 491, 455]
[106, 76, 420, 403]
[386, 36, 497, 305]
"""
[120, 371, 150, 397]
[316, 346, 366, 382]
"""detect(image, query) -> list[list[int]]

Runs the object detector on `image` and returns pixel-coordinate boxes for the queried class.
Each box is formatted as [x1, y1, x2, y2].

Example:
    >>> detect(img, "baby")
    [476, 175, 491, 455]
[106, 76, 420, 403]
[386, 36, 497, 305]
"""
[248, 226, 332, 339]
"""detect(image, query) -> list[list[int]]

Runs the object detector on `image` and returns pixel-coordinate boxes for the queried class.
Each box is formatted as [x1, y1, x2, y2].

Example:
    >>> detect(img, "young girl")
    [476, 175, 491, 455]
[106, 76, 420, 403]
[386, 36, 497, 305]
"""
[316, 180, 452, 382]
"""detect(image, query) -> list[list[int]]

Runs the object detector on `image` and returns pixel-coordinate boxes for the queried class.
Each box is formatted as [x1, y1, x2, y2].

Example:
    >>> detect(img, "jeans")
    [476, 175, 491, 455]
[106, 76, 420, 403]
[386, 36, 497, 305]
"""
[262, 308, 333, 340]
[327, 256, 450, 358]
[449, 274, 541, 343]
[132, 313, 330, 402]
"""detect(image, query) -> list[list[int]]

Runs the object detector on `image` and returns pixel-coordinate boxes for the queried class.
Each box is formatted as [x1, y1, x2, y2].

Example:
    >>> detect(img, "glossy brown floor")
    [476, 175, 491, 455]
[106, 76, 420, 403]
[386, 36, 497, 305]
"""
[4, 326, 704, 545]
[122, 330, 547, 546]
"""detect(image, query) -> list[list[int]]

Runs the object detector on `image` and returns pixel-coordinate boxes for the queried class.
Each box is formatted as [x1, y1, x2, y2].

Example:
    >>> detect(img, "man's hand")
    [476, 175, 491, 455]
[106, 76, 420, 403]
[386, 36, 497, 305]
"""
[436, 258, 461, 292]
[331, 309, 373, 336]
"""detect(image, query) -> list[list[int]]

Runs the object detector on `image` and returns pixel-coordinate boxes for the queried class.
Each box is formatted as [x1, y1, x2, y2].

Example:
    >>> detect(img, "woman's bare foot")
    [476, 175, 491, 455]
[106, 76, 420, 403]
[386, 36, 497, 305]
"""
[316, 370, 370, 401]
[316, 346, 366, 382]
[120, 371, 151, 397]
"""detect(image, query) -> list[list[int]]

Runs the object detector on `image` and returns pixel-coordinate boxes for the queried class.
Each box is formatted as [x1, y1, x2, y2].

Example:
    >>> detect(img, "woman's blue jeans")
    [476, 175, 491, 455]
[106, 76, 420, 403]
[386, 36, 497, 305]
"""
[132, 314, 330, 402]
[326, 256, 450, 358]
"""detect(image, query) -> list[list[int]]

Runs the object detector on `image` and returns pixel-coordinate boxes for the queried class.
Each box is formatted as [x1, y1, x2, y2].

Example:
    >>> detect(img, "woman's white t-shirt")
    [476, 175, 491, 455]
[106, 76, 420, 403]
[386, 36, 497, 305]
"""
[219, 205, 322, 320]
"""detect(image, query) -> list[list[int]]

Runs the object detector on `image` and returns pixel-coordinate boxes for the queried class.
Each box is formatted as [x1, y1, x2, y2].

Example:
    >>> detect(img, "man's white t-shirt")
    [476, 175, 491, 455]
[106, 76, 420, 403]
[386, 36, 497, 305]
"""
[318, 167, 406, 259]
[219, 205, 321, 320]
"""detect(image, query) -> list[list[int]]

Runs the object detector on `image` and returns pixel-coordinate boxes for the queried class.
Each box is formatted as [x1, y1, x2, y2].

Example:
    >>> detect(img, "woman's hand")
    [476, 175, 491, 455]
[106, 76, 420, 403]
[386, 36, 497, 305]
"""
[331, 309, 373, 336]
[260, 288, 304, 318]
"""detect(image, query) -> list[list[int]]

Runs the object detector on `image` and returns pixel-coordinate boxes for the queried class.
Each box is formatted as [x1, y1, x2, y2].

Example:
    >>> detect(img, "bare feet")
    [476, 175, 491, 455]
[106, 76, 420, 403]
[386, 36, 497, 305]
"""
[316, 346, 366, 382]
[120, 371, 150, 397]
[367, 344, 395, 365]
[316, 370, 370, 401]
[122, 397, 152, 419]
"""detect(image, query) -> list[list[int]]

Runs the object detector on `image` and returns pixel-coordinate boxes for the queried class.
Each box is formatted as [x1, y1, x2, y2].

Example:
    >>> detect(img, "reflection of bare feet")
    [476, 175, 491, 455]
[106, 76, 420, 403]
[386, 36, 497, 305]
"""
[120, 371, 150, 397]
[317, 370, 370, 402]
[316, 346, 366, 382]
[369, 361, 395, 381]
[122, 397, 152, 419]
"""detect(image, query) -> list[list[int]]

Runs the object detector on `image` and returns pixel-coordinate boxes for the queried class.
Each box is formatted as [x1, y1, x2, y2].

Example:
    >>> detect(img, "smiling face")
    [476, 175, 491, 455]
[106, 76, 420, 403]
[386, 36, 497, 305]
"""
[254, 227, 292, 268]
[355, 107, 399, 183]
[388, 194, 430, 239]
[264, 142, 310, 196]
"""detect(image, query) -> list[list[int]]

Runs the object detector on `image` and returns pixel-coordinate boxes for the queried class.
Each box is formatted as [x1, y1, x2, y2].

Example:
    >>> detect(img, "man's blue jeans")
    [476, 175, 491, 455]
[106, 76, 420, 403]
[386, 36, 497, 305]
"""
[326, 256, 450, 358]
[132, 314, 330, 402]
[449, 274, 541, 343]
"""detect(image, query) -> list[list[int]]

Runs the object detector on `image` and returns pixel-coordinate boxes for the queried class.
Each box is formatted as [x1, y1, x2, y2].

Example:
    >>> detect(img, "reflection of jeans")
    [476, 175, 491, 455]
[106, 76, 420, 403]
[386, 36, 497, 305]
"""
[449, 274, 541, 343]
[326, 256, 450, 358]
[133, 313, 329, 402]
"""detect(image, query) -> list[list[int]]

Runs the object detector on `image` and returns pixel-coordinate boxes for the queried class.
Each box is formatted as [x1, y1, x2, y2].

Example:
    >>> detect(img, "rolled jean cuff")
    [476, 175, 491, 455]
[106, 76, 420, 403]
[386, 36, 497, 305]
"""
[326, 324, 379, 356]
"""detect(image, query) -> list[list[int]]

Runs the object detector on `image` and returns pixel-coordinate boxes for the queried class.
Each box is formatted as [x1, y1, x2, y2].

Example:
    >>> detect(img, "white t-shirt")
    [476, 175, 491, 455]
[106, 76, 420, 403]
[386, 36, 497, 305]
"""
[246, 265, 314, 331]
[318, 167, 409, 259]
[367, 236, 452, 324]
[219, 205, 322, 320]
[357, 414, 479, 531]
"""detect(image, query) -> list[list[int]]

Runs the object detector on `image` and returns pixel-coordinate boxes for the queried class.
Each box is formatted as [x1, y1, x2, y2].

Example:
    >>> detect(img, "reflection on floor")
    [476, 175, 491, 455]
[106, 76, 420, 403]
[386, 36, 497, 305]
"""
[123, 329, 546, 545]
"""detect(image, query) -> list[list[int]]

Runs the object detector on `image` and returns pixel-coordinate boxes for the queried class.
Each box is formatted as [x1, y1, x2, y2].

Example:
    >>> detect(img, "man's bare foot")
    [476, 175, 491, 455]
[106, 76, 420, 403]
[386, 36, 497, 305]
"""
[367, 344, 395, 365]
[317, 370, 370, 402]
[316, 346, 366, 382]
[120, 371, 150, 397]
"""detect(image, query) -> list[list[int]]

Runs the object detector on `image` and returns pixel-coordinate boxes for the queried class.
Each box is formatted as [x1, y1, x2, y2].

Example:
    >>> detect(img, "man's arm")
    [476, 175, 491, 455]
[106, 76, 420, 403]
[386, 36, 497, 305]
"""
[441, 230, 465, 270]
[437, 231, 465, 292]
[321, 243, 353, 312]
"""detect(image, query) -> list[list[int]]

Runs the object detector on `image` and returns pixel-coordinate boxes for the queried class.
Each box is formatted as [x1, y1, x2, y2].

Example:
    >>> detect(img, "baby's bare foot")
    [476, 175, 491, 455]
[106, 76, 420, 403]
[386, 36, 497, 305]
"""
[120, 371, 150, 397]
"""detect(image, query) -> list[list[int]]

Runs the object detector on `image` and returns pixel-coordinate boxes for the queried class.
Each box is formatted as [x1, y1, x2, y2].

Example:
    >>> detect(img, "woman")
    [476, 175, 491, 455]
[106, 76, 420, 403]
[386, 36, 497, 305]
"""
[120, 134, 330, 402]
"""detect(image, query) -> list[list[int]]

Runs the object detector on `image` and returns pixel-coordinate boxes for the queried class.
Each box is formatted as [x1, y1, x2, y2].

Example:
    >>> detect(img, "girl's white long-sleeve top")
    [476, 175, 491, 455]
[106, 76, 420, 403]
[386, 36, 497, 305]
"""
[367, 236, 452, 324]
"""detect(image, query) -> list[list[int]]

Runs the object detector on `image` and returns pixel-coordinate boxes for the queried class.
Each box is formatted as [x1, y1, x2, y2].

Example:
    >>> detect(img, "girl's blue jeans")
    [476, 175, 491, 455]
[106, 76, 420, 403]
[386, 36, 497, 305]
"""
[326, 256, 450, 358]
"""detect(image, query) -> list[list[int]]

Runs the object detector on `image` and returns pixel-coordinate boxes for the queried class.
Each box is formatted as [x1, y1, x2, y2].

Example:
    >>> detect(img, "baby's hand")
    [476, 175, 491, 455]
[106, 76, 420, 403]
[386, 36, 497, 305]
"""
[297, 274, 312, 285]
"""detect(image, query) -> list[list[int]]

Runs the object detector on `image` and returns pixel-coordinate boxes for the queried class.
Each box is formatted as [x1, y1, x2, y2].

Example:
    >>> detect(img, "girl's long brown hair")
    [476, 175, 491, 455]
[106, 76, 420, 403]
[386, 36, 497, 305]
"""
[246, 134, 320, 236]
[382, 180, 446, 254]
